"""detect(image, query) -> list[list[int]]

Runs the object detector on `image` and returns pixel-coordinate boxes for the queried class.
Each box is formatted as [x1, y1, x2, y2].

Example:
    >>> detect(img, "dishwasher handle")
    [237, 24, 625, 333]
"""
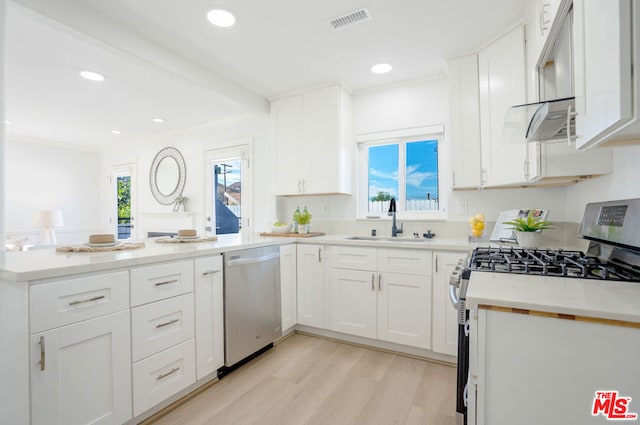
[225, 252, 280, 267]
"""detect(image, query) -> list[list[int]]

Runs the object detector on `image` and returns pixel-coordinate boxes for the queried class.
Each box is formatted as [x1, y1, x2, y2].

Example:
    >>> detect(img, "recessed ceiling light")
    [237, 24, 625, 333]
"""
[111, 130, 122, 135]
[152, 117, 166, 123]
[4, 119, 11, 125]
[207, 9, 236, 27]
[80, 70, 105, 81]
[371, 63, 392, 74]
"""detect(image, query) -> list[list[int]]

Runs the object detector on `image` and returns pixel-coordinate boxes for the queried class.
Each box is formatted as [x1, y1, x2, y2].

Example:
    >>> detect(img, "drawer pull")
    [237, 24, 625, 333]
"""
[39, 336, 45, 371]
[156, 367, 180, 380]
[68, 295, 105, 306]
[155, 318, 180, 329]
[202, 270, 220, 276]
[154, 279, 178, 287]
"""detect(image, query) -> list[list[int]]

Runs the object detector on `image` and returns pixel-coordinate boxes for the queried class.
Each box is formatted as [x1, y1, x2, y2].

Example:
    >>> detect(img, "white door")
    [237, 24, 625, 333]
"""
[279, 244, 297, 332]
[432, 252, 465, 356]
[194, 255, 224, 379]
[205, 143, 252, 235]
[329, 268, 377, 338]
[304, 85, 341, 194]
[377, 272, 431, 349]
[478, 25, 529, 186]
[31, 311, 132, 425]
[296, 245, 325, 328]
[111, 163, 136, 240]
[573, 0, 633, 149]
[272, 94, 305, 195]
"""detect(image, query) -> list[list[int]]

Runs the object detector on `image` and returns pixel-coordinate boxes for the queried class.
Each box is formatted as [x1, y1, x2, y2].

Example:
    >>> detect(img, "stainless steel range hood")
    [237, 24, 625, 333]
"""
[504, 3, 575, 145]
[503, 97, 575, 144]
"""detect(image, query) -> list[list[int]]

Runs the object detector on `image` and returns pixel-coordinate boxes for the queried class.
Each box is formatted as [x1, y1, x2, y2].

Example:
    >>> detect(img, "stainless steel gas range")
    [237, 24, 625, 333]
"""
[450, 198, 640, 425]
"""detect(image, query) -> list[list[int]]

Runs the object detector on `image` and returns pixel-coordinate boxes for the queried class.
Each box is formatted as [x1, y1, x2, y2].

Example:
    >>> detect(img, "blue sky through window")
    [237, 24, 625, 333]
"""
[368, 140, 438, 203]
[368, 144, 399, 199]
[406, 140, 438, 200]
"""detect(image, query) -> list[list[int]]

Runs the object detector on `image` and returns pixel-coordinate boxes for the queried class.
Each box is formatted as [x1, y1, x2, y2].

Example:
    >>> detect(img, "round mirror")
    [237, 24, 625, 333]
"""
[149, 147, 186, 205]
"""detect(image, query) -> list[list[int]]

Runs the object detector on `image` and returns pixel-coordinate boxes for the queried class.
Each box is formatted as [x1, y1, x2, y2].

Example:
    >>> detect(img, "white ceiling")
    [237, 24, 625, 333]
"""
[5, 0, 528, 149]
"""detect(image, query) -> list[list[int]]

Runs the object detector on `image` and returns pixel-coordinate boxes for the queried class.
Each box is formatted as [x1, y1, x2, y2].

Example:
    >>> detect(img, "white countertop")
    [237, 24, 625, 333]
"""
[466, 272, 640, 323]
[0, 233, 476, 282]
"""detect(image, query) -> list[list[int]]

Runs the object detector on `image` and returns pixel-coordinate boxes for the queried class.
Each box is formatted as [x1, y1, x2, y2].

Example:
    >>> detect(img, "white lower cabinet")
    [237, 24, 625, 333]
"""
[432, 251, 466, 356]
[296, 244, 326, 328]
[279, 245, 297, 332]
[30, 310, 132, 425]
[131, 261, 196, 417]
[471, 308, 640, 425]
[329, 246, 432, 349]
[194, 255, 224, 380]
[131, 293, 195, 362]
[132, 339, 196, 416]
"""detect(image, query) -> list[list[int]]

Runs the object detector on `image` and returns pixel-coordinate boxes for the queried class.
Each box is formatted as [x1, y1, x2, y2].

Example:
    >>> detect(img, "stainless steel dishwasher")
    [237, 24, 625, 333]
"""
[222, 245, 281, 370]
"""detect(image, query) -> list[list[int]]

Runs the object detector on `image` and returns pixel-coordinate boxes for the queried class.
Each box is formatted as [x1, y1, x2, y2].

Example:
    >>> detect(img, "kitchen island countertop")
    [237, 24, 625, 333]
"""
[467, 271, 640, 324]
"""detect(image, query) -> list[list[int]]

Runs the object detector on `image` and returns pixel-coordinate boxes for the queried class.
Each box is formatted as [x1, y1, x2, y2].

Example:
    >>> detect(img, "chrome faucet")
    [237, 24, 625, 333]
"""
[388, 198, 403, 237]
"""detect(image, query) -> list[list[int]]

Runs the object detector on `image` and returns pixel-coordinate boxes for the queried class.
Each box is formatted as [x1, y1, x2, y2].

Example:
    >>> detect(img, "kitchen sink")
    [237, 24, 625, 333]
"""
[345, 236, 428, 242]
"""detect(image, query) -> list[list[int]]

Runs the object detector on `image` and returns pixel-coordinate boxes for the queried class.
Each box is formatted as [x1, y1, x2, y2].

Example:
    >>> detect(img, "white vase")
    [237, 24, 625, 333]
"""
[298, 224, 309, 235]
[516, 231, 541, 248]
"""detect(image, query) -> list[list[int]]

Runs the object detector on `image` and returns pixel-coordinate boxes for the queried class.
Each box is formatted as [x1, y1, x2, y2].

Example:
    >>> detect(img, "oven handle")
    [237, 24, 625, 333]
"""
[449, 282, 459, 309]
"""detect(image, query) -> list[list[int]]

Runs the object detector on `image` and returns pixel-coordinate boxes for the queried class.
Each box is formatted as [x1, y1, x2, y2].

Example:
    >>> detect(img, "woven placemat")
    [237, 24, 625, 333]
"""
[56, 242, 146, 253]
[155, 236, 218, 243]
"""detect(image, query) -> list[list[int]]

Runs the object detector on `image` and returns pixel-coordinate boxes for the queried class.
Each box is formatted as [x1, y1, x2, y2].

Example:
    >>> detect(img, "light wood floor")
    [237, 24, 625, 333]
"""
[150, 334, 457, 425]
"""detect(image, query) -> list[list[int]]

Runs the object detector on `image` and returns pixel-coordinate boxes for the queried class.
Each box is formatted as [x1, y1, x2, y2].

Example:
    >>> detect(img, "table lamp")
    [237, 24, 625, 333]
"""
[33, 210, 64, 245]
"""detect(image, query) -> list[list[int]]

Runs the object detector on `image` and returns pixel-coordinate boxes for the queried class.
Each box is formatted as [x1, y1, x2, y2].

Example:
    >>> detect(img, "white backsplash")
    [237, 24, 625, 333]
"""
[305, 219, 586, 250]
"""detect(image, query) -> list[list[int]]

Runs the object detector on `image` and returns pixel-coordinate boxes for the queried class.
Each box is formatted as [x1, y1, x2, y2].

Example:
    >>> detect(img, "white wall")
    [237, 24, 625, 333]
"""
[565, 144, 640, 222]
[5, 138, 102, 245]
[100, 114, 271, 238]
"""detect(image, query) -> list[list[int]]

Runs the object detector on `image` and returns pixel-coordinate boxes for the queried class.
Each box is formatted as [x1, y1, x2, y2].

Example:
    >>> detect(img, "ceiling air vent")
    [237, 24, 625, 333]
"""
[328, 8, 373, 30]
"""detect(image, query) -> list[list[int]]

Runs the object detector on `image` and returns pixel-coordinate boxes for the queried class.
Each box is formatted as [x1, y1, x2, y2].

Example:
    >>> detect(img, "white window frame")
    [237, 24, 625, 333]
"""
[357, 125, 445, 220]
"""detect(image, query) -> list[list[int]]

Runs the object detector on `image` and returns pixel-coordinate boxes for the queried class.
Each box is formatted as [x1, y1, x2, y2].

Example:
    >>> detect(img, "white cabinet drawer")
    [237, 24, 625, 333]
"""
[131, 293, 195, 362]
[30, 271, 129, 333]
[132, 339, 196, 416]
[378, 249, 432, 276]
[330, 246, 377, 271]
[131, 260, 194, 306]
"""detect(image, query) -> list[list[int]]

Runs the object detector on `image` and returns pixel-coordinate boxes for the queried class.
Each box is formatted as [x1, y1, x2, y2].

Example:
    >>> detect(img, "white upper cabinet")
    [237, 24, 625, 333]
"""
[448, 55, 483, 189]
[573, 0, 640, 149]
[272, 85, 352, 195]
[478, 25, 530, 186]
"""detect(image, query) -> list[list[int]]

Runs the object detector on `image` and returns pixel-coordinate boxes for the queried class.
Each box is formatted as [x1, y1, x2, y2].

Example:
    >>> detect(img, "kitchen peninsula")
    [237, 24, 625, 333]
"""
[0, 233, 474, 425]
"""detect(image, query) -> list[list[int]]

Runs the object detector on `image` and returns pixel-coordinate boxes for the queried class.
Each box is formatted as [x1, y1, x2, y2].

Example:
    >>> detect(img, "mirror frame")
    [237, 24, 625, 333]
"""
[149, 146, 187, 205]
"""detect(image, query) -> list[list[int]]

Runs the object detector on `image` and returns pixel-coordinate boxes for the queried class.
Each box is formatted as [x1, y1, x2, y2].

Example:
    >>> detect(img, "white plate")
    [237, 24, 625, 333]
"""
[84, 242, 119, 248]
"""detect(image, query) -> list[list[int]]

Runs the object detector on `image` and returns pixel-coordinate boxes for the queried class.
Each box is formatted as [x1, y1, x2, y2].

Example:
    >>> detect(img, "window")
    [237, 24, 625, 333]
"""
[205, 143, 252, 235]
[111, 163, 136, 240]
[358, 128, 442, 218]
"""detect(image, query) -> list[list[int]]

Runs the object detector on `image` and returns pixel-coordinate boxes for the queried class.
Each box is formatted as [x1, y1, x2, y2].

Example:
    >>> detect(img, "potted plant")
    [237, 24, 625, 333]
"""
[503, 211, 553, 248]
[293, 208, 312, 234]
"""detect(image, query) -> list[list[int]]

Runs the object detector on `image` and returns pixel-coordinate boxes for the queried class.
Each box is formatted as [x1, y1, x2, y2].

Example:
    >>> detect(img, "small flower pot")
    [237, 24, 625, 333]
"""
[297, 224, 309, 235]
[515, 231, 541, 248]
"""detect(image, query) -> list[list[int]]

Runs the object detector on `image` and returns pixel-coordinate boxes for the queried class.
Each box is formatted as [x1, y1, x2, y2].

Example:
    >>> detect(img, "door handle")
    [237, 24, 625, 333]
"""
[156, 318, 180, 329]
[39, 336, 45, 371]
[371, 273, 375, 291]
[378, 274, 382, 291]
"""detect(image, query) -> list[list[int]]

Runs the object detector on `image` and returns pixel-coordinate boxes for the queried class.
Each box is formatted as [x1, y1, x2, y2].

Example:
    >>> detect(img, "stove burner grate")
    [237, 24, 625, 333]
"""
[469, 247, 640, 282]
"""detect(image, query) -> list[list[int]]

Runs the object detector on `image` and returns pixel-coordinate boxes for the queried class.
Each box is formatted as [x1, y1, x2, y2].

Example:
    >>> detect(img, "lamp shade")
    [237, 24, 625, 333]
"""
[33, 210, 64, 228]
